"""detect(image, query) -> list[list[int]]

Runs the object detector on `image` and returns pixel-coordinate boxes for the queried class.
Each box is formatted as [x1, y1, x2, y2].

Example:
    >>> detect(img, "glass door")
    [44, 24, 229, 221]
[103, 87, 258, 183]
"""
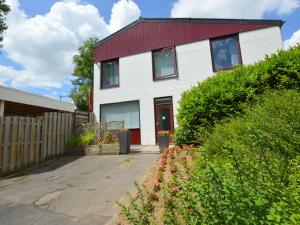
[154, 97, 174, 143]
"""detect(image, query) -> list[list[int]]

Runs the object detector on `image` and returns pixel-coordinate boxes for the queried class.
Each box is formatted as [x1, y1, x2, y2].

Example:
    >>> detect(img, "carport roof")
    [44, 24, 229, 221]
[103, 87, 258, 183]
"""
[0, 85, 75, 113]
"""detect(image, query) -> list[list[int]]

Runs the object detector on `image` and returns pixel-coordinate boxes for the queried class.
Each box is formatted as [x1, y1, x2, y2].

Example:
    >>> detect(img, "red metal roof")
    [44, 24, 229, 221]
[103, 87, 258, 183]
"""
[93, 18, 283, 62]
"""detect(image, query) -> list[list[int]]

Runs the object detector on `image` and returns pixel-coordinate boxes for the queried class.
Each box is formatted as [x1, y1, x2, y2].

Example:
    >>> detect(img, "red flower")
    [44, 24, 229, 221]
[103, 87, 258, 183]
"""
[170, 166, 177, 173]
[159, 165, 166, 171]
[170, 186, 178, 193]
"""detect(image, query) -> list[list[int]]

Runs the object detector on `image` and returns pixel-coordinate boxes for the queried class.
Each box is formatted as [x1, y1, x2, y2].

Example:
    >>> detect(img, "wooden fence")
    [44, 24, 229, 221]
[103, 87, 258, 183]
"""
[0, 112, 73, 177]
[74, 111, 95, 127]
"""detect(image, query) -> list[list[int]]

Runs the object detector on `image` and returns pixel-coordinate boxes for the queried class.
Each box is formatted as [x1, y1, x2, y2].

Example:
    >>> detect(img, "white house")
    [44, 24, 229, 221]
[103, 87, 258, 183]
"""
[92, 18, 283, 145]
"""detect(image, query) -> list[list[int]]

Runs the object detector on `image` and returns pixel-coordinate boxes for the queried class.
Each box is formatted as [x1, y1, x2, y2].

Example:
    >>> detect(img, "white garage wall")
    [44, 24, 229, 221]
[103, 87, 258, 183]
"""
[93, 26, 283, 145]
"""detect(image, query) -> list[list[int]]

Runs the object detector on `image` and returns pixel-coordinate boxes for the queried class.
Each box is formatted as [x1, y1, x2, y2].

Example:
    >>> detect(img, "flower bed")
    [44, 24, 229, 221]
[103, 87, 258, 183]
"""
[117, 145, 195, 225]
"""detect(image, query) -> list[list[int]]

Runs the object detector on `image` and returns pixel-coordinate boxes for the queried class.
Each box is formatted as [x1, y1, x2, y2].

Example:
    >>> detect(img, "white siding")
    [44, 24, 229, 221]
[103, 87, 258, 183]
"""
[93, 26, 283, 145]
[239, 26, 283, 65]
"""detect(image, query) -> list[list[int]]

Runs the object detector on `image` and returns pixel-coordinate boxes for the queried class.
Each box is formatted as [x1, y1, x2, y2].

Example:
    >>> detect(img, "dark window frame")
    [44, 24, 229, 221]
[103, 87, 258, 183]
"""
[100, 58, 120, 89]
[210, 34, 243, 72]
[152, 46, 178, 81]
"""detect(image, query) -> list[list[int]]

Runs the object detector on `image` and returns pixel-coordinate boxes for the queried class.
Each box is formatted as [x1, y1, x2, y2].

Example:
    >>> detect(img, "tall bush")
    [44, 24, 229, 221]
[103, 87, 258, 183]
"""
[167, 90, 300, 224]
[175, 45, 300, 145]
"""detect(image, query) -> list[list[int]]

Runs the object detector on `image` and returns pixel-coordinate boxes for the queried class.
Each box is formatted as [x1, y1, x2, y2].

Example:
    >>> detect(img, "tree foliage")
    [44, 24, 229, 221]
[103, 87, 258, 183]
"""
[70, 37, 99, 111]
[0, 0, 10, 45]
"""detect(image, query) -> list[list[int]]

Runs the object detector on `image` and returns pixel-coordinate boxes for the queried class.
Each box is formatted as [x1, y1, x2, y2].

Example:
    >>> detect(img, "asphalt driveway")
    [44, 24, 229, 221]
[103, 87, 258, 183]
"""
[0, 152, 158, 225]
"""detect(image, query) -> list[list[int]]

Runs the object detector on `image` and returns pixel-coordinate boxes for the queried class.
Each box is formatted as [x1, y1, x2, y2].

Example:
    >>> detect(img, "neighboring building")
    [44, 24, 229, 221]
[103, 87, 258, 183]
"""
[0, 85, 75, 117]
[93, 18, 284, 145]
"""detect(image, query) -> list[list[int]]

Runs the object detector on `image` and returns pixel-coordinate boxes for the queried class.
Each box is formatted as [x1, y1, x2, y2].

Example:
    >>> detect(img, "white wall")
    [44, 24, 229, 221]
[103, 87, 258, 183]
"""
[93, 26, 283, 145]
[239, 26, 283, 65]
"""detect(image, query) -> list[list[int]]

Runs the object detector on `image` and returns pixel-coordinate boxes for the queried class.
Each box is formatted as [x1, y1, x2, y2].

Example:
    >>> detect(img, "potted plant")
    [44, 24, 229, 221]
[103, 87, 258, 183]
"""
[157, 130, 169, 153]
[66, 131, 100, 156]
[119, 128, 131, 154]
[101, 131, 119, 155]
[81, 131, 101, 155]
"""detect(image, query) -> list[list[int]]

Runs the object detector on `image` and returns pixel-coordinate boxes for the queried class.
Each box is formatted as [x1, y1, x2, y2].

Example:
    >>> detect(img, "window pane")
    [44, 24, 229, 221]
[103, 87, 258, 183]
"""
[158, 108, 171, 130]
[101, 101, 140, 129]
[153, 48, 175, 78]
[102, 60, 119, 86]
[211, 36, 241, 70]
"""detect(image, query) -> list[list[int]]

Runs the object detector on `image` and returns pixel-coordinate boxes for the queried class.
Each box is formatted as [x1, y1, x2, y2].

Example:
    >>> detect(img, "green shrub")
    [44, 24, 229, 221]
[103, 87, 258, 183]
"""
[66, 131, 95, 147]
[80, 130, 95, 146]
[175, 45, 300, 145]
[167, 90, 300, 224]
[66, 134, 81, 147]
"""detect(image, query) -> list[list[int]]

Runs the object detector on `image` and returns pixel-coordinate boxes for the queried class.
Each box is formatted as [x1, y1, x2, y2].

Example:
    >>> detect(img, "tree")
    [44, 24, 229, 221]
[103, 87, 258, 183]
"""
[70, 37, 99, 111]
[0, 0, 10, 47]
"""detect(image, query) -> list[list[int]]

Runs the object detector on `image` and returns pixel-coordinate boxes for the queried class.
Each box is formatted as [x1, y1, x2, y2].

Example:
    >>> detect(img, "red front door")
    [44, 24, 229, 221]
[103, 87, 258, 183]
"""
[155, 102, 174, 143]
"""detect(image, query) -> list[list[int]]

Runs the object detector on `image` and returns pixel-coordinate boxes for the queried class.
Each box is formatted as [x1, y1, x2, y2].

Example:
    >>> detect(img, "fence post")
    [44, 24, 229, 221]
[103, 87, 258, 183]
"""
[61, 113, 66, 153]
[23, 117, 31, 167]
[52, 112, 57, 156]
[57, 113, 61, 155]
[0, 117, 4, 174]
[2, 117, 11, 175]
[42, 113, 48, 161]
[47, 112, 53, 158]
[16, 117, 25, 170]
[29, 118, 36, 165]
[35, 119, 41, 164]
[9, 117, 18, 173]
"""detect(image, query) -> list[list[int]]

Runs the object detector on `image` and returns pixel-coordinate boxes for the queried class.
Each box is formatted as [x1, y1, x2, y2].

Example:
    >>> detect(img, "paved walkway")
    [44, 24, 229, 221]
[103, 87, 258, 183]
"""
[0, 149, 159, 225]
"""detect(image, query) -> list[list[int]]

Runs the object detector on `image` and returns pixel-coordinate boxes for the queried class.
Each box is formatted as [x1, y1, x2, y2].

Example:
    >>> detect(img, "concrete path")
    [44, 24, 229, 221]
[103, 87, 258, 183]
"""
[0, 151, 159, 225]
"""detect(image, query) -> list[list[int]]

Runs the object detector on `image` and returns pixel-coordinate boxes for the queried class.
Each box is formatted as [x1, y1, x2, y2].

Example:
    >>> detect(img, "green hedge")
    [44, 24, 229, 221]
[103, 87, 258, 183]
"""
[167, 90, 300, 224]
[174, 45, 300, 145]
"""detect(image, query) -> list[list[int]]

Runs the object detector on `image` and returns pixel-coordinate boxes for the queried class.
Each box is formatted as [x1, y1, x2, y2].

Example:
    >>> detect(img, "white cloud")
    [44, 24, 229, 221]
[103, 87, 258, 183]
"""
[171, 0, 300, 18]
[284, 29, 300, 49]
[108, 0, 141, 33]
[1, 0, 141, 89]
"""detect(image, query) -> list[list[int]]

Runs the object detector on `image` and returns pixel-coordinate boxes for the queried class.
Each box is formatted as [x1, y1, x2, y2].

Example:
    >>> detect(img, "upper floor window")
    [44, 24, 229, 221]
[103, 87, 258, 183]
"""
[152, 47, 177, 80]
[101, 59, 119, 89]
[210, 35, 242, 71]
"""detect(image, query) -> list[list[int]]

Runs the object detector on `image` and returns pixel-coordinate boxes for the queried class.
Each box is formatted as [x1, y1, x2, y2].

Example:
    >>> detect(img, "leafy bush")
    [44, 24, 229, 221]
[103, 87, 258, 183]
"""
[117, 182, 156, 225]
[175, 45, 300, 145]
[66, 134, 82, 147]
[66, 131, 95, 147]
[167, 90, 300, 224]
[80, 130, 95, 146]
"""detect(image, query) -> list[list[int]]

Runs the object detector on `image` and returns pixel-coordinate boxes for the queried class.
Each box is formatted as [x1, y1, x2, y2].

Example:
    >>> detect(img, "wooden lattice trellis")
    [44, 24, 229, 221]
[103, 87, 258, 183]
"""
[79, 121, 124, 144]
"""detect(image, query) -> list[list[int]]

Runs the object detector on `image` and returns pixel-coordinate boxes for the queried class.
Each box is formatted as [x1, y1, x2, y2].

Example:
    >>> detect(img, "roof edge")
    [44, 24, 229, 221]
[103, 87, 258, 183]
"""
[93, 17, 284, 50]
[0, 84, 75, 112]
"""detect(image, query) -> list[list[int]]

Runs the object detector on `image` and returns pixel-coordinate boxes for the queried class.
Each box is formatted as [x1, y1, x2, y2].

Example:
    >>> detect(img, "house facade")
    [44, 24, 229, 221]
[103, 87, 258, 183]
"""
[93, 18, 283, 145]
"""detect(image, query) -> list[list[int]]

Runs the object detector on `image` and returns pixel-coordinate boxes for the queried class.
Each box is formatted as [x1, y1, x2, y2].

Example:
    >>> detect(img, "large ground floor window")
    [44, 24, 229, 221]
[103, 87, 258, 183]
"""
[100, 100, 140, 129]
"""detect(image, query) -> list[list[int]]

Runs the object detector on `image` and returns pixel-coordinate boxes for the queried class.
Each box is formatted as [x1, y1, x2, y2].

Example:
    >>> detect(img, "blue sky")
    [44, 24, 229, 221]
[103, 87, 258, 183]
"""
[0, 0, 300, 102]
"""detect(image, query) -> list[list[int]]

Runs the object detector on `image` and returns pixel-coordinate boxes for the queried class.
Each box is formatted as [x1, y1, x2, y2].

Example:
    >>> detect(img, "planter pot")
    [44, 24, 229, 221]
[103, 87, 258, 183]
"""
[101, 144, 119, 155]
[84, 145, 101, 156]
[119, 130, 132, 154]
[158, 135, 169, 153]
